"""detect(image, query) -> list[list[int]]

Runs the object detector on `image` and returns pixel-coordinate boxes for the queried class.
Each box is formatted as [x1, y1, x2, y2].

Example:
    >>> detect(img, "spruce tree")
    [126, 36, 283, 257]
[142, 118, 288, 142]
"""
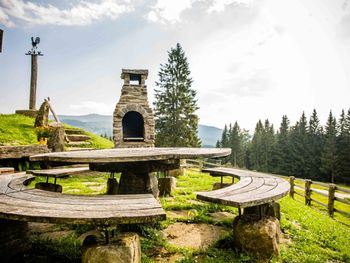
[289, 112, 309, 178]
[274, 115, 292, 175]
[228, 122, 244, 167]
[249, 120, 264, 170]
[307, 109, 323, 180]
[321, 111, 337, 183]
[335, 109, 350, 183]
[154, 43, 201, 147]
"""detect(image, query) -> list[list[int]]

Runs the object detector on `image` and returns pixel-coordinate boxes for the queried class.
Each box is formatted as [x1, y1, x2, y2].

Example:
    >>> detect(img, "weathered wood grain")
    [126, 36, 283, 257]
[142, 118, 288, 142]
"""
[197, 167, 290, 208]
[27, 166, 89, 178]
[0, 173, 166, 226]
[30, 147, 231, 163]
[0, 145, 49, 159]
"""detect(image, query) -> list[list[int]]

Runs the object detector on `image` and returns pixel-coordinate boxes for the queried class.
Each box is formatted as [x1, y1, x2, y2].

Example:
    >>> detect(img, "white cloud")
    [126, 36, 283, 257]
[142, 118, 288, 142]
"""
[69, 101, 114, 115]
[146, 0, 196, 24]
[0, 6, 14, 27]
[0, 0, 134, 27]
[207, 0, 253, 13]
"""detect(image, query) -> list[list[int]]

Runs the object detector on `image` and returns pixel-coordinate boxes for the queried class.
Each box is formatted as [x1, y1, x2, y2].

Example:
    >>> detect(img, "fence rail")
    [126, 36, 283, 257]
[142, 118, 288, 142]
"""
[289, 176, 350, 218]
[184, 160, 350, 220]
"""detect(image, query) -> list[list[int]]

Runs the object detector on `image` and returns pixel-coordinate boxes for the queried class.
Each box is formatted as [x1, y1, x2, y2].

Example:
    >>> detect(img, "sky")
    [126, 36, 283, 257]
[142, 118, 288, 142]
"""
[0, 0, 350, 133]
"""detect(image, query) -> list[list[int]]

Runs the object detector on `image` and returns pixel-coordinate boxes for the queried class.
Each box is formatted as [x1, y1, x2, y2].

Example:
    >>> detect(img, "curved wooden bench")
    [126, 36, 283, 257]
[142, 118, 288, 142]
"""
[197, 167, 290, 209]
[0, 173, 166, 226]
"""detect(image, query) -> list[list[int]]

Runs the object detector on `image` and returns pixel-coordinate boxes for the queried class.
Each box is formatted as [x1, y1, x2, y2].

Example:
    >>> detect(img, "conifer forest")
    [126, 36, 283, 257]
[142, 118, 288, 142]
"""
[216, 109, 350, 185]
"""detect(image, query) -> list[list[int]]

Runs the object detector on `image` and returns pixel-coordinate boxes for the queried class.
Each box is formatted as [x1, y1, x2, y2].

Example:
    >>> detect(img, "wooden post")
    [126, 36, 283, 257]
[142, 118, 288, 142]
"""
[289, 176, 295, 199]
[305, 179, 312, 205]
[328, 184, 336, 218]
[199, 159, 203, 172]
[29, 54, 38, 110]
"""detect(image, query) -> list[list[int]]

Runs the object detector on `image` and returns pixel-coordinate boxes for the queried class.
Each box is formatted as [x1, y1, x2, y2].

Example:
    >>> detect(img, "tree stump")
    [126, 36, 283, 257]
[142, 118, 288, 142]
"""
[82, 233, 141, 263]
[232, 215, 281, 259]
[48, 122, 65, 152]
[158, 177, 176, 196]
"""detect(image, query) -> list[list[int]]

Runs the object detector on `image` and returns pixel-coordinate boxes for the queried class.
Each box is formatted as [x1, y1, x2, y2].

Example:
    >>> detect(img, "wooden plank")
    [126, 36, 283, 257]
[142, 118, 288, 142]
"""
[294, 185, 304, 190]
[311, 188, 329, 198]
[27, 166, 89, 178]
[334, 208, 350, 217]
[0, 173, 166, 225]
[335, 197, 350, 206]
[30, 147, 231, 163]
[0, 167, 15, 174]
[336, 186, 350, 194]
[197, 167, 290, 208]
[0, 145, 49, 159]
[310, 198, 328, 208]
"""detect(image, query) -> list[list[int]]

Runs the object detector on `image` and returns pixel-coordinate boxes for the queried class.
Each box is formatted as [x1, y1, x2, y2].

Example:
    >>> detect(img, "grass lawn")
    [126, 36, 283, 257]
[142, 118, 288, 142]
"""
[0, 114, 37, 145]
[0, 114, 113, 149]
[27, 168, 350, 263]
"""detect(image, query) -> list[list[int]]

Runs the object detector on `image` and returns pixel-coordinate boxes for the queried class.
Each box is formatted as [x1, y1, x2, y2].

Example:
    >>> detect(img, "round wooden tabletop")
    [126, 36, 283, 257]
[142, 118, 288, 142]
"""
[30, 147, 231, 164]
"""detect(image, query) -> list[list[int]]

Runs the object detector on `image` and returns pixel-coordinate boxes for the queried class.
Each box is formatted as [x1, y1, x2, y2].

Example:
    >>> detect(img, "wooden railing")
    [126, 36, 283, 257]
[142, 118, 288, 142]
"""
[185, 159, 221, 169]
[289, 176, 350, 218]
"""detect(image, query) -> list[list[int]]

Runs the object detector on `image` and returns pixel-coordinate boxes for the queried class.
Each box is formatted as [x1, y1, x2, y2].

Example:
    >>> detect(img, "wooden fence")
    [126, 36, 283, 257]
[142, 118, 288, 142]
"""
[185, 159, 350, 219]
[289, 176, 350, 218]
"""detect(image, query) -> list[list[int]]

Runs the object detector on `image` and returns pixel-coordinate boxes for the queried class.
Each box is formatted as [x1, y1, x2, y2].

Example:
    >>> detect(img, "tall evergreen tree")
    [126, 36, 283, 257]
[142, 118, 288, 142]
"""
[154, 43, 201, 147]
[273, 115, 292, 175]
[289, 112, 310, 178]
[307, 109, 323, 180]
[249, 120, 264, 170]
[261, 119, 275, 172]
[228, 121, 244, 167]
[321, 111, 337, 183]
[335, 109, 350, 183]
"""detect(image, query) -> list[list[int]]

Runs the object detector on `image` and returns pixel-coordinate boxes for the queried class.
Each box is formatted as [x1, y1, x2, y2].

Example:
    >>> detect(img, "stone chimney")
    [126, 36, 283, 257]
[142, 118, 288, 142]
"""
[113, 69, 155, 148]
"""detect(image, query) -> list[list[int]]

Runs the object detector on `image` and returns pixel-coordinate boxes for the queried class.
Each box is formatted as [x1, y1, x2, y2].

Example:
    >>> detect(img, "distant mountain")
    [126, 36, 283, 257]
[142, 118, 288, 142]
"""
[198, 124, 223, 148]
[56, 114, 222, 147]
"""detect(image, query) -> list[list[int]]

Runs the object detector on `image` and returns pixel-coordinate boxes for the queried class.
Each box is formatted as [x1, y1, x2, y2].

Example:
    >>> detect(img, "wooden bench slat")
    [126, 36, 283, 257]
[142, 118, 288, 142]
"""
[0, 173, 166, 225]
[197, 167, 290, 208]
[27, 167, 90, 178]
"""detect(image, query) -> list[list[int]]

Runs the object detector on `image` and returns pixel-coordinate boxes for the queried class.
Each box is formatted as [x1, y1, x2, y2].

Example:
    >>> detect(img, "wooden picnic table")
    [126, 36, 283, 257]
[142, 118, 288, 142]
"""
[30, 147, 231, 196]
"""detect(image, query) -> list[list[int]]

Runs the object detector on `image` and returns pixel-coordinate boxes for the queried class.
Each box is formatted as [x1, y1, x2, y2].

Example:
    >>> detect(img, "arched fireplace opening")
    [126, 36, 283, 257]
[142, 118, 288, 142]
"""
[122, 111, 144, 141]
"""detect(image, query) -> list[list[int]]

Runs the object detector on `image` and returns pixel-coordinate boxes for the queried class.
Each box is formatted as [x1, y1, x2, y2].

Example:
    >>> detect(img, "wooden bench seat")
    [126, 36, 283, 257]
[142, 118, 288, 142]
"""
[197, 167, 290, 208]
[27, 166, 90, 178]
[0, 173, 166, 226]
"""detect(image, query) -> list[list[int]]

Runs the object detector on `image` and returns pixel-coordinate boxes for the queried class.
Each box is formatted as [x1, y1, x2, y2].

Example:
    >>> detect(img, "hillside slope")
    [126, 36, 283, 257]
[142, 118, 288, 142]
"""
[0, 114, 113, 149]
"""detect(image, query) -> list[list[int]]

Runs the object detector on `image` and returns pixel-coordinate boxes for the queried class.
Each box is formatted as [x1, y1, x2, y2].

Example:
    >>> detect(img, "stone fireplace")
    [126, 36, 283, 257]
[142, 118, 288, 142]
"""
[113, 69, 155, 148]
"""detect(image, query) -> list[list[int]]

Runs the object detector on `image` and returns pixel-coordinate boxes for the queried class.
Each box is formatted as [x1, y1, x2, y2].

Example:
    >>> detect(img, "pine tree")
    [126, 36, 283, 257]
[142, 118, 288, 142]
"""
[307, 109, 323, 180]
[154, 43, 201, 147]
[335, 109, 350, 183]
[261, 119, 275, 172]
[273, 115, 292, 175]
[321, 111, 337, 183]
[228, 121, 244, 167]
[289, 112, 309, 178]
[249, 120, 264, 170]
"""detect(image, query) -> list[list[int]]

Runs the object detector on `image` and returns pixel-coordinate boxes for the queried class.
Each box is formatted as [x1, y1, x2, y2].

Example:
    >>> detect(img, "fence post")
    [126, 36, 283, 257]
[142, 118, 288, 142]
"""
[305, 179, 312, 205]
[289, 176, 295, 199]
[328, 184, 336, 218]
[199, 159, 203, 171]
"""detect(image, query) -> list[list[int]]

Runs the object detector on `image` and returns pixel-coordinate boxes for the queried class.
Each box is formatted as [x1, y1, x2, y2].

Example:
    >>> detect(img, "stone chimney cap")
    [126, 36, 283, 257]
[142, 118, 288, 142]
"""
[121, 69, 148, 79]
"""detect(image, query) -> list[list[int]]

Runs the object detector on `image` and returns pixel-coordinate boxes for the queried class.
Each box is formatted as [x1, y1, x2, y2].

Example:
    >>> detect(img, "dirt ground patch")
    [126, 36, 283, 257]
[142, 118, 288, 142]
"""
[162, 222, 229, 249]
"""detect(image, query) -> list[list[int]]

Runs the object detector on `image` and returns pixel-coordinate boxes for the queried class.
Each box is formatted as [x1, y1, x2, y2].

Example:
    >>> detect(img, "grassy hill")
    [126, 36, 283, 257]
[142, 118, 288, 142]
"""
[0, 114, 113, 149]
